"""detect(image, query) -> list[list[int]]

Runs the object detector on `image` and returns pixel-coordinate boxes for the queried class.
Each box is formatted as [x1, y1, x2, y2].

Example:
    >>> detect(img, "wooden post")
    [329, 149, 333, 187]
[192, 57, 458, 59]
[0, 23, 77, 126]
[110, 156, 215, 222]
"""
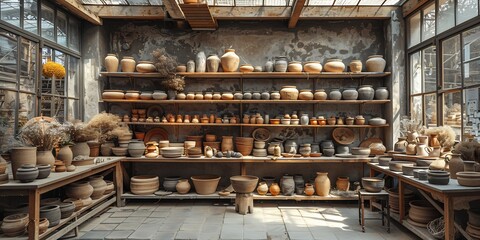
[398, 180, 404, 222]
[28, 190, 40, 240]
[115, 161, 125, 207]
[444, 195, 455, 240]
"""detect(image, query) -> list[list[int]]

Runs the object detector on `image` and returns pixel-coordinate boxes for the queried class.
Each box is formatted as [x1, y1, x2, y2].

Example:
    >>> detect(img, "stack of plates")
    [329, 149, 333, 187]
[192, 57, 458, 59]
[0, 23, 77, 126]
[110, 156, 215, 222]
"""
[456, 172, 480, 187]
[161, 147, 184, 158]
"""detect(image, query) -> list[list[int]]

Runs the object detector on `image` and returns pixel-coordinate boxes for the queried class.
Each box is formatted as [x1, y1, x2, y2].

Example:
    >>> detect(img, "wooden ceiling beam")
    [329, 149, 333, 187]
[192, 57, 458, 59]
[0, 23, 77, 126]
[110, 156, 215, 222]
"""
[163, 0, 185, 19]
[288, 0, 307, 28]
[84, 6, 165, 19]
[54, 0, 102, 25]
[402, 0, 430, 17]
[300, 6, 398, 19]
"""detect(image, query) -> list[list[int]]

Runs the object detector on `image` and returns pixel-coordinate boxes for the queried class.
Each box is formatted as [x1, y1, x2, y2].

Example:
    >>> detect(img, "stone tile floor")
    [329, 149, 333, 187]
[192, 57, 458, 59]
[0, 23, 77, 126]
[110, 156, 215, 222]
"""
[76, 200, 420, 240]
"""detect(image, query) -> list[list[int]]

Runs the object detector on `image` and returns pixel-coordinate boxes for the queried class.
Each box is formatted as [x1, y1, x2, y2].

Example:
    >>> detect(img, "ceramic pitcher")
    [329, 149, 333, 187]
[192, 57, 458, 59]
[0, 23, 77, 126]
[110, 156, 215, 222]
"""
[428, 146, 442, 157]
[416, 143, 431, 156]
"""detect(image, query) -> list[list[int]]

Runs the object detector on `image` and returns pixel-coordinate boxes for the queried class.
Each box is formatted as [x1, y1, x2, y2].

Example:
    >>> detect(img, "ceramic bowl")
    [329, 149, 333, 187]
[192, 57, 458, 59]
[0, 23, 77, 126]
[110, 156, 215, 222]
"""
[427, 170, 450, 185]
[389, 161, 414, 172]
[361, 177, 385, 192]
[254, 141, 266, 149]
[252, 149, 267, 157]
[281, 118, 291, 125]
[111, 147, 128, 156]
[72, 157, 95, 166]
[378, 157, 392, 166]
[191, 175, 221, 195]
[351, 147, 371, 156]
[36, 164, 51, 179]
[230, 175, 259, 194]
[369, 117, 387, 125]
[270, 119, 280, 124]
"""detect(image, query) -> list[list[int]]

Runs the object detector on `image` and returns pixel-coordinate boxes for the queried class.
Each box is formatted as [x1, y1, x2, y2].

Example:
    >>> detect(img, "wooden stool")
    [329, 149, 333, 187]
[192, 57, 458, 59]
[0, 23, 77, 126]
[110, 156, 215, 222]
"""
[358, 189, 390, 233]
[235, 193, 254, 215]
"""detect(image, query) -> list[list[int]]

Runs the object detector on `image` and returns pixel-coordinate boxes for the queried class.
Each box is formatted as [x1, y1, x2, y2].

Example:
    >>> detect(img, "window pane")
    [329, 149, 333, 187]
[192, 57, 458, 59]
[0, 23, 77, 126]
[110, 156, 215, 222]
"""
[66, 99, 79, 121]
[24, 0, 38, 34]
[422, 3, 435, 41]
[408, 13, 421, 48]
[411, 52, 422, 94]
[1, 1, 20, 27]
[411, 96, 423, 123]
[437, 0, 454, 34]
[68, 17, 80, 51]
[444, 91, 462, 132]
[0, 90, 17, 129]
[0, 31, 18, 90]
[463, 26, 480, 87]
[19, 38, 37, 92]
[68, 57, 79, 98]
[56, 11, 67, 46]
[423, 46, 437, 92]
[425, 94, 437, 127]
[54, 50, 66, 96]
[465, 87, 479, 141]
[41, 4, 55, 41]
[457, 0, 478, 24]
[442, 35, 462, 89]
[18, 92, 35, 124]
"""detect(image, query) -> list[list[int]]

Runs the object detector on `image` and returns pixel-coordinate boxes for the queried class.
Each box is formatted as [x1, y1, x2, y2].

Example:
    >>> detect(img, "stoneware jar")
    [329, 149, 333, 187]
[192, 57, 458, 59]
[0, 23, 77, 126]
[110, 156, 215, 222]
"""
[314, 89, 328, 100]
[206, 54, 220, 72]
[195, 92, 204, 100]
[222, 92, 234, 100]
[358, 85, 375, 100]
[274, 56, 288, 72]
[40, 205, 61, 227]
[221, 136, 234, 152]
[294, 175, 305, 195]
[176, 179, 191, 194]
[324, 59, 345, 72]
[88, 175, 107, 199]
[299, 144, 311, 157]
[342, 88, 358, 100]
[261, 91, 270, 100]
[57, 145, 73, 166]
[176, 92, 186, 100]
[204, 92, 213, 100]
[152, 90, 168, 100]
[186, 60, 195, 72]
[366, 55, 386, 72]
[375, 87, 389, 100]
[176, 65, 186, 72]
[136, 61, 156, 73]
[120, 56, 135, 72]
[221, 49, 240, 72]
[281, 175, 295, 196]
[264, 60, 274, 72]
[336, 176, 350, 191]
[128, 140, 146, 158]
[257, 182, 268, 195]
[298, 89, 314, 100]
[234, 92, 243, 100]
[287, 61, 303, 72]
[1, 213, 29, 237]
[59, 202, 75, 219]
[280, 86, 299, 100]
[37, 164, 51, 179]
[329, 89, 342, 100]
[105, 54, 119, 72]
[140, 91, 153, 100]
[163, 176, 181, 192]
[300, 114, 309, 125]
[243, 92, 252, 99]
[315, 172, 331, 196]
[304, 61, 322, 73]
[284, 139, 298, 154]
[195, 51, 206, 72]
[16, 164, 39, 183]
[446, 153, 464, 179]
[349, 60, 362, 73]
[270, 91, 280, 100]
[252, 91, 261, 100]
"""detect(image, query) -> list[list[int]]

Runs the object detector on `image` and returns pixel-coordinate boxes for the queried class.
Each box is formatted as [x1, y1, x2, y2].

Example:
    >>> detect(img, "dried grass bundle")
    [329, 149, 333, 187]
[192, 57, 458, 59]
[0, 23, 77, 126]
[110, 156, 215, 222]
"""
[152, 48, 178, 77]
[454, 141, 480, 162]
[400, 116, 424, 137]
[422, 126, 457, 149]
[162, 75, 185, 92]
[0, 117, 22, 153]
[87, 112, 121, 143]
[68, 120, 100, 142]
[19, 117, 64, 151]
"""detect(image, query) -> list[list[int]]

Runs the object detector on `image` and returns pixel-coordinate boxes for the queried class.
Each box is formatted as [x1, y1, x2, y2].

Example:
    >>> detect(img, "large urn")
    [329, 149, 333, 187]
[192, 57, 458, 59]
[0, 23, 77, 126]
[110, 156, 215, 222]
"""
[105, 54, 119, 72]
[314, 172, 331, 196]
[366, 55, 386, 72]
[220, 49, 240, 72]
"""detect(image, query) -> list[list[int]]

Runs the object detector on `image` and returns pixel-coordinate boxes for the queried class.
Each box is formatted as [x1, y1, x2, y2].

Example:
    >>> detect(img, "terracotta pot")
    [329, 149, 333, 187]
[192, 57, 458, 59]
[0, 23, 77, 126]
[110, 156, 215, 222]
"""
[336, 176, 350, 191]
[186, 136, 203, 152]
[1, 213, 28, 237]
[10, 147, 36, 180]
[65, 181, 94, 199]
[314, 172, 331, 196]
[280, 86, 299, 100]
[230, 175, 259, 194]
[176, 179, 191, 194]
[375, 87, 389, 100]
[387, 188, 414, 212]
[221, 136, 234, 152]
[269, 183, 281, 196]
[72, 142, 90, 158]
[287, 61, 302, 72]
[369, 142, 386, 155]
[366, 55, 386, 72]
[163, 176, 181, 192]
[274, 56, 288, 72]
[314, 89, 328, 100]
[304, 61, 322, 73]
[136, 61, 156, 73]
[16, 164, 39, 183]
[38, 218, 49, 234]
[349, 60, 362, 72]
[36, 150, 55, 168]
[256, 182, 268, 195]
[57, 145, 73, 166]
[105, 54, 119, 72]
[59, 202, 75, 219]
[120, 56, 135, 72]
[87, 141, 100, 157]
[191, 175, 221, 195]
[88, 175, 107, 199]
[125, 90, 140, 100]
[206, 54, 220, 72]
[408, 200, 441, 224]
[235, 137, 254, 156]
[446, 153, 464, 179]
[324, 59, 345, 72]
[130, 175, 159, 195]
[298, 89, 313, 100]
[128, 140, 146, 158]
[40, 205, 61, 227]
[304, 183, 315, 196]
[221, 49, 240, 72]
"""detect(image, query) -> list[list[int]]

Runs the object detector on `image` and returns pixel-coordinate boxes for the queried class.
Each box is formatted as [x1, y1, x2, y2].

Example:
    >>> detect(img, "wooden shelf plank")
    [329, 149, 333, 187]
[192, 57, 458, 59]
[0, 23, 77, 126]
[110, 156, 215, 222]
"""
[102, 99, 390, 104]
[100, 72, 391, 79]
[124, 122, 389, 128]
[390, 212, 436, 240]
[121, 156, 372, 163]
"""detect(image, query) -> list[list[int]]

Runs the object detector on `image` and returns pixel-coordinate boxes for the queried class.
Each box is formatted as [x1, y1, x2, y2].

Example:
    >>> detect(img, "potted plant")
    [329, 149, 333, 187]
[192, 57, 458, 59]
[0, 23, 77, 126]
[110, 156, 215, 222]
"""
[161, 75, 185, 100]
[86, 112, 122, 156]
[68, 120, 100, 158]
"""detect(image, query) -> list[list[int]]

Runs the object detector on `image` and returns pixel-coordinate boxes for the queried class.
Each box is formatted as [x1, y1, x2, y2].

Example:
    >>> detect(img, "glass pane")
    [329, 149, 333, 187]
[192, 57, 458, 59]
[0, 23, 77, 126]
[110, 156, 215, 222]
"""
[425, 94, 437, 127]
[41, 47, 52, 94]
[41, 3, 55, 41]
[437, 0, 454, 34]
[408, 13, 421, 48]
[24, 0, 38, 34]
[236, 0, 263, 6]
[422, 3, 435, 41]
[18, 92, 35, 125]
[465, 87, 479, 141]
[463, 26, 480, 87]
[68, 17, 80, 51]
[68, 57, 79, 98]
[1, 1, 20, 27]
[410, 52, 422, 94]
[40, 94, 65, 119]
[53, 50, 66, 96]
[442, 35, 462, 89]
[19, 38, 37, 92]
[457, 0, 478, 24]
[444, 91, 462, 136]
[411, 96, 423, 123]
[56, 11, 67, 46]
[66, 99, 79, 121]
[0, 31, 17, 89]
[423, 46, 437, 92]
[0, 90, 17, 129]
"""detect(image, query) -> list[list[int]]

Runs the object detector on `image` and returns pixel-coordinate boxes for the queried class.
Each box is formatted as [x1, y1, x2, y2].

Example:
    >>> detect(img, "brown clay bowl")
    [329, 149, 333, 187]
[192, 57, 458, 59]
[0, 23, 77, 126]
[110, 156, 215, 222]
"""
[389, 161, 414, 172]
[270, 119, 280, 124]
[230, 175, 259, 193]
[457, 177, 480, 187]
[408, 200, 441, 224]
[191, 175, 221, 195]
[361, 177, 384, 192]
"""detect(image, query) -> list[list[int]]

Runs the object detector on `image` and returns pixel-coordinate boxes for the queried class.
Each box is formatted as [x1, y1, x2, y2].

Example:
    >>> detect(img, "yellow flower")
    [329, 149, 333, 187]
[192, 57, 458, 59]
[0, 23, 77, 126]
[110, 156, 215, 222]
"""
[42, 61, 66, 79]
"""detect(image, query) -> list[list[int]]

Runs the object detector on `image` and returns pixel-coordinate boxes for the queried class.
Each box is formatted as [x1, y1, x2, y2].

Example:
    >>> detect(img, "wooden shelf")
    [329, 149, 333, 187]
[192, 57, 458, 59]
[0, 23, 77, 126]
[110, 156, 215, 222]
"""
[121, 156, 372, 163]
[390, 212, 436, 240]
[100, 72, 391, 79]
[102, 99, 390, 104]
[124, 122, 389, 128]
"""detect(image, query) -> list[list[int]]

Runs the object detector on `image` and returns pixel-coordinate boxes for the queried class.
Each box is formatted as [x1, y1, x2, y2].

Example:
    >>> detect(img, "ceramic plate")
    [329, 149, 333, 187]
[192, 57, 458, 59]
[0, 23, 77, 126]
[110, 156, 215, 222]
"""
[154, 190, 172, 196]
[252, 128, 271, 141]
[335, 154, 369, 158]
[144, 128, 169, 143]
[332, 128, 355, 145]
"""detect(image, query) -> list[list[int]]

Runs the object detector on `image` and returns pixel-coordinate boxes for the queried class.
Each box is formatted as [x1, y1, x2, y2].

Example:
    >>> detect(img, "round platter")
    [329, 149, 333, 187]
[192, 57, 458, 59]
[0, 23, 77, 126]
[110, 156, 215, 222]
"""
[252, 128, 271, 141]
[144, 128, 169, 143]
[332, 127, 355, 145]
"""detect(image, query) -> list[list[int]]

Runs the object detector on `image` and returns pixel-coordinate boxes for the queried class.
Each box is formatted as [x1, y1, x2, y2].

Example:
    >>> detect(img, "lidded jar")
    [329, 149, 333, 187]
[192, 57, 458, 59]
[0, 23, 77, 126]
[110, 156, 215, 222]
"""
[233, 91, 243, 100]
[195, 92, 204, 100]
[280, 86, 299, 100]
[186, 92, 195, 100]
[243, 91, 252, 99]
[204, 92, 213, 100]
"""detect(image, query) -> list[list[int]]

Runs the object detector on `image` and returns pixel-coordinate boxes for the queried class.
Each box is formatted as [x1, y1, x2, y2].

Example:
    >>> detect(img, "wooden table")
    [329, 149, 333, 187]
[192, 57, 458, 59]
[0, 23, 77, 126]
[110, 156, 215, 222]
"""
[0, 157, 123, 240]
[368, 162, 480, 240]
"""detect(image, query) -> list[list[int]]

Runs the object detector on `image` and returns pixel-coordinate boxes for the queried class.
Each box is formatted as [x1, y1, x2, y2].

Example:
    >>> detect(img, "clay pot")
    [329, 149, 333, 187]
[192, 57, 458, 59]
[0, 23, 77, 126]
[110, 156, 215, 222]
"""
[299, 144, 311, 157]
[59, 202, 75, 219]
[163, 176, 181, 192]
[274, 56, 288, 72]
[87, 141, 100, 157]
[105, 54, 119, 72]
[195, 51, 206, 72]
[152, 90, 168, 100]
[191, 175, 221, 195]
[125, 90, 140, 100]
[16, 164, 39, 183]
[35, 150, 54, 169]
[39, 197, 59, 207]
[287, 61, 302, 72]
[221, 49, 240, 72]
[104, 180, 114, 195]
[324, 59, 345, 72]
[120, 56, 135, 72]
[427, 170, 450, 185]
[1, 213, 28, 237]
[36, 164, 51, 179]
[102, 90, 124, 99]
[314, 172, 331, 196]
[366, 55, 386, 72]
[314, 89, 328, 100]
[446, 153, 464, 179]
[57, 145, 73, 166]
[408, 200, 441, 224]
[298, 89, 313, 100]
[323, 148, 335, 157]
[342, 88, 358, 100]
[304, 183, 315, 196]
[293, 175, 305, 195]
[256, 182, 268, 195]
[88, 175, 107, 199]
[38, 218, 49, 234]
[235, 137, 254, 156]
[269, 183, 281, 196]
[71, 142, 90, 158]
[304, 61, 322, 73]
[130, 175, 159, 195]
[361, 177, 385, 192]
[358, 85, 375, 100]
[336, 176, 350, 191]
[349, 60, 362, 72]
[40, 205, 61, 227]
[375, 87, 389, 100]
[387, 188, 415, 213]
[176, 179, 191, 194]
[222, 92, 234, 100]
[128, 140, 146, 158]
[239, 64, 254, 73]
[136, 61, 156, 73]
[230, 175, 259, 193]
[176, 65, 186, 72]
[279, 175, 295, 196]
[280, 86, 299, 100]
[221, 136, 234, 152]
[206, 54, 220, 72]
[65, 181, 94, 199]
[329, 89, 342, 100]
[186, 60, 195, 72]
[100, 142, 114, 156]
[394, 137, 408, 153]
[140, 91, 153, 100]
[284, 139, 298, 154]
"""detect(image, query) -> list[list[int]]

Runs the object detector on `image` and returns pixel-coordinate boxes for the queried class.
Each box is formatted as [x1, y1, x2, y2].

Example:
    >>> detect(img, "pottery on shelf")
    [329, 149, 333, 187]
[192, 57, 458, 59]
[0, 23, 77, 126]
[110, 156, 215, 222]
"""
[72, 141, 91, 158]
[176, 179, 191, 194]
[38, 218, 49, 234]
[427, 170, 450, 185]
[240, 64, 254, 73]
[88, 175, 107, 199]
[304, 183, 315, 196]
[314, 89, 328, 100]
[191, 175, 221, 195]
[102, 90, 124, 99]
[16, 164, 39, 183]
[40, 205, 61, 227]
[152, 90, 168, 100]
[329, 89, 342, 100]
[349, 60, 362, 73]
[408, 200, 441, 224]
[125, 90, 140, 100]
[257, 182, 269, 195]
[394, 137, 408, 153]
[230, 175, 259, 193]
[120, 56, 135, 72]
[304, 61, 322, 73]
[87, 141, 100, 157]
[206, 54, 220, 72]
[221, 49, 240, 72]
[36, 164, 51, 179]
[57, 145, 73, 166]
[336, 176, 350, 191]
[128, 140, 146, 158]
[342, 88, 358, 100]
[163, 176, 181, 192]
[324, 59, 345, 72]
[10, 147, 36, 180]
[287, 61, 302, 72]
[298, 89, 314, 100]
[269, 183, 281, 196]
[59, 202, 75, 219]
[361, 177, 384, 192]
[235, 137, 254, 156]
[366, 55, 386, 72]
[280, 86, 299, 100]
[130, 175, 160, 195]
[65, 181, 94, 199]
[1, 213, 29, 237]
[375, 87, 389, 100]
[105, 54, 119, 72]
[136, 61, 156, 73]
[446, 153, 464, 179]
[358, 85, 375, 100]
[104, 180, 114, 195]
[315, 172, 331, 196]
[274, 56, 288, 72]
[176, 65, 186, 72]
[195, 51, 206, 73]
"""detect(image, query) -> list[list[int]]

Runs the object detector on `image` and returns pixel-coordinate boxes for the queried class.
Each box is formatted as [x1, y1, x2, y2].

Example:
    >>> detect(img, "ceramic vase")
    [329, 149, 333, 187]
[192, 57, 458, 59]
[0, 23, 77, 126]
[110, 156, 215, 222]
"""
[329, 89, 342, 100]
[342, 88, 358, 100]
[57, 145, 73, 166]
[294, 175, 305, 195]
[315, 172, 331, 196]
[446, 153, 464, 179]
[264, 60, 274, 72]
[176, 179, 191, 194]
[299, 90, 314, 100]
[196, 51, 206, 72]
[87, 141, 100, 157]
[287, 61, 302, 72]
[120, 56, 135, 72]
[366, 55, 386, 72]
[88, 175, 107, 199]
[274, 56, 288, 72]
[221, 49, 240, 72]
[269, 183, 281, 196]
[257, 182, 268, 195]
[152, 90, 168, 100]
[324, 59, 345, 72]
[36, 150, 55, 168]
[101, 142, 114, 156]
[206, 54, 220, 72]
[280, 175, 295, 196]
[349, 60, 362, 72]
[105, 54, 119, 72]
[72, 142, 90, 158]
[336, 177, 350, 191]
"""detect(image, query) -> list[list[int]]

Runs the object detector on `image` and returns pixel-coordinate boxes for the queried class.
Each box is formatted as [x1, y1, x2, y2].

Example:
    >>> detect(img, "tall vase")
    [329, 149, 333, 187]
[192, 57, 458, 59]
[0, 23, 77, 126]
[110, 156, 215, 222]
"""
[10, 147, 37, 180]
[104, 54, 119, 72]
[314, 172, 331, 196]
[221, 136, 233, 152]
[120, 56, 135, 72]
[71, 142, 90, 158]
[220, 49, 240, 72]
[195, 51, 206, 73]
[206, 54, 220, 72]
[57, 145, 73, 166]
[37, 150, 55, 167]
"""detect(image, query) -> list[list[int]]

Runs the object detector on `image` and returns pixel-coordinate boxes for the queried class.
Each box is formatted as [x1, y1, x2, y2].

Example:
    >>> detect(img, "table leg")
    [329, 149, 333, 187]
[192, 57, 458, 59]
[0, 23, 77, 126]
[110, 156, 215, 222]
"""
[370, 168, 375, 177]
[28, 189, 40, 240]
[398, 180, 404, 223]
[115, 161, 125, 207]
[361, 196, 365, 232]
[444, 195, 455, 240]
[241, 163, 246, 175]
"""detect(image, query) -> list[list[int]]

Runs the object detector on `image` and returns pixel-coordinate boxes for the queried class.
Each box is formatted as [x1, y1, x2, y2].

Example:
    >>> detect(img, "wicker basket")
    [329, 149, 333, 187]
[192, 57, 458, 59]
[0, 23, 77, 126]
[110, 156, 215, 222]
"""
[427, 217, 445, 239]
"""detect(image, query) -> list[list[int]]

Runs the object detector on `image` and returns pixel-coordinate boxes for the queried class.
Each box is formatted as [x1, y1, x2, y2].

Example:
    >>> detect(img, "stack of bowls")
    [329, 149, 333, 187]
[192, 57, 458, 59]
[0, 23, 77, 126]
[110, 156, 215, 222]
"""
[427, 170, 450, 185]
[408, 200, 441, 227]
[467, 209, 480, 238]
[253, 140, 267, 157]
[387, 188, 415, 213]
[351, 147, 371, 156]
[130, 175, 159, 195]
[456, 172, 480, 187]
[118, 133, 133, 148]
[1, 213, 29, 237]
[378, 156, 392, 166]
[235, 137, 254, 156]
[111, 147, 128, 156]
[160, 147, 184, 158]
[158, 140, 170, 149]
